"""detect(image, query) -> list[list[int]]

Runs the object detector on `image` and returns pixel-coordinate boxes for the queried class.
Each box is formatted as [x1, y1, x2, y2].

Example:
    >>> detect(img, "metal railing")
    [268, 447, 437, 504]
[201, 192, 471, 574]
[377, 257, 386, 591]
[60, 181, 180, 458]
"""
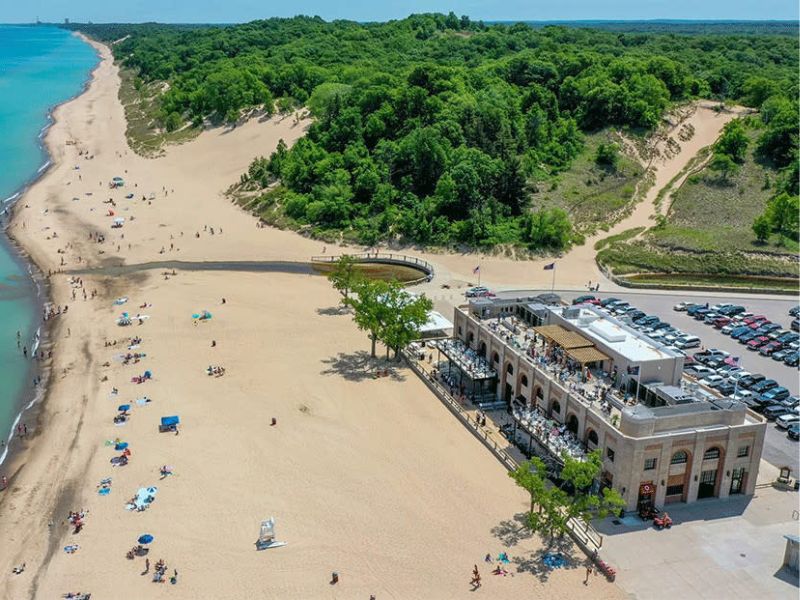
[310, 252, 434, 285]
[403, 349, 603, 555]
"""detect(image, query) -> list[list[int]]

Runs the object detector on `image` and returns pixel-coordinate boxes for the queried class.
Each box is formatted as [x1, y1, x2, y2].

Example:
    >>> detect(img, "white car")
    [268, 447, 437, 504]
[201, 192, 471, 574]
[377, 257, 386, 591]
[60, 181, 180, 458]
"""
[673, 301, 693, 311]
[728, 370, 752, 383]
[776, 413, 800, 429]
[686, 365, 715, 378]
[700, 374, 726, 388]
[733, 390, 755, 402]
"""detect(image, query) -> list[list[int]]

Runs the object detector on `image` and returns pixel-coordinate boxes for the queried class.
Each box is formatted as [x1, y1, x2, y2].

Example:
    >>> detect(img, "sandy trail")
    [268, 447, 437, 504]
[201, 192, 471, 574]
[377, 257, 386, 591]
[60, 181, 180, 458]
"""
[0, 36, 624, 600]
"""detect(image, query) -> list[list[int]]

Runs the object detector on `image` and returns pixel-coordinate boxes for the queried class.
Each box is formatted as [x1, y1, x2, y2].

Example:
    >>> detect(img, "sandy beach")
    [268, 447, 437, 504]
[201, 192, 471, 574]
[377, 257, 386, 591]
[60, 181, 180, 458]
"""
[0, 36, 634, 600]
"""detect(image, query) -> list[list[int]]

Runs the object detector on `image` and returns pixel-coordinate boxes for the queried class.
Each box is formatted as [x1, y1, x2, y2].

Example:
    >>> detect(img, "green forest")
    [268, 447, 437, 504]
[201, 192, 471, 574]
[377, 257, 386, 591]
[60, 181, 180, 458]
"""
[71, 15, 799, 251]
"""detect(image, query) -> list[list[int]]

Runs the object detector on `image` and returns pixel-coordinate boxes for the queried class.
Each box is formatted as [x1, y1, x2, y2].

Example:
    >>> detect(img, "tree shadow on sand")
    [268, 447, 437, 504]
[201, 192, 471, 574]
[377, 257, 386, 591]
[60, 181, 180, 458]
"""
[491, 513, 582, 583]
[320, 351, 406, 383]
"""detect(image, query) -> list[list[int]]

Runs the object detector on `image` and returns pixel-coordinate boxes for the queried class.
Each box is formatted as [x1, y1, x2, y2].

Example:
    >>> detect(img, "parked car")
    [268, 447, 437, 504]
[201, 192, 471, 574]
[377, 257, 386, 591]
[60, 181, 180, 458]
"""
[719, 305, 745, 316]
[693, 308, 713, 320]
[763, 404, 792, 421]
[732, 389, 755, 402]
[465, 286, 490, 297]
[760, 386, 790, 403]
[746, 336, 770, 350]
[673, 301, 696, 311]
[572, 295, 598, 305]
[743, 315, 766, 325]
[792, 319, 799, 332]
[713, 317, 731, 329]
[777, 332, 799, 344]
[703, 313, 720, 324]
[776, 412, 800, 429]
[738, 331, 759, 344]
[789, 305, 800, 317]
[759, 341, 783, 356]
[748, 319, 770, 330]
[610, 301, 631, 313]
[760, 323, 782, 334]
[721, 323, 739, 335]
[738, 374, 766, 389]
[728, 371, 751, 384]
[685, 365, 716, 378]
[600, 297, 621, 307]
[700, 374, 726, 388]
[751, 379, 778, 394]
[716, 382, 736, 397]
[687, 304, 708, 316]
[772, 349, 792, 362]
[730, 326, 752, 339]
[787, 423, 800, 440]
[784, 352, 799, 367]
[675, 336, 701, 349]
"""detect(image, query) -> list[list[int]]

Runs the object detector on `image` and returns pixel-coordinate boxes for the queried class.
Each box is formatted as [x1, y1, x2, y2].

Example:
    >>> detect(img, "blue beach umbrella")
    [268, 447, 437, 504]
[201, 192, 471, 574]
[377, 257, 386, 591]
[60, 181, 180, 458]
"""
[115, 441, 129, 450]
[118, 404, 131, 412]
[138, 534, 154, 545]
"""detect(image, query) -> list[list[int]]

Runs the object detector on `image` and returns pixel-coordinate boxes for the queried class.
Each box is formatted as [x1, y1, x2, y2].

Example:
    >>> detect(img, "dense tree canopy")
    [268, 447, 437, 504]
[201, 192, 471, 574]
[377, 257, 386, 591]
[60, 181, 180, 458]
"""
[72, 16, 799, 251]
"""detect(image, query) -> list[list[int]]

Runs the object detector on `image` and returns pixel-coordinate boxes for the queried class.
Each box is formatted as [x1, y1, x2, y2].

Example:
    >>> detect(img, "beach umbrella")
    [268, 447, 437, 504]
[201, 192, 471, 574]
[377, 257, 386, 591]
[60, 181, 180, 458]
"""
[138, 534, 154, 545]
[114, 442, 129, 450]
[118, 404, 131, 412]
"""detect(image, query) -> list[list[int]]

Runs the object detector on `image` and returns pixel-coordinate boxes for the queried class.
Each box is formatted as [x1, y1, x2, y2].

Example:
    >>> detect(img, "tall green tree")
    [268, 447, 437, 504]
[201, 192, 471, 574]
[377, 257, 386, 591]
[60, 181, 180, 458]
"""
[327, 254, 363, 303]
[345, 279, 392, 357]
[381, 287, 433, 360]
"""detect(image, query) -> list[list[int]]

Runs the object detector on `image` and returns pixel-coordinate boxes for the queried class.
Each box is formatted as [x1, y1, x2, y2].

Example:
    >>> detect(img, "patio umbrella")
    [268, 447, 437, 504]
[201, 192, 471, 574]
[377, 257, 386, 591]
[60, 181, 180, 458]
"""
[138, 534, 154, 545]
[115, 441, 129, 450]
[118, 404, 131, 412]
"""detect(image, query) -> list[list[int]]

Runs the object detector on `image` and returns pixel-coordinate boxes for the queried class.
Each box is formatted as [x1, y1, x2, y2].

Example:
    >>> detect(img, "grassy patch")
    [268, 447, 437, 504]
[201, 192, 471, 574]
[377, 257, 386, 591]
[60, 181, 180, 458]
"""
[530, 130, 644, 233]
[649, 125, 797, 255]
[624, 273, 798, 292]
[594, 227, 646, 251]
[597, 240, 798, 278]
[118, 68, 200, 156]
[312, 262, 425, 283]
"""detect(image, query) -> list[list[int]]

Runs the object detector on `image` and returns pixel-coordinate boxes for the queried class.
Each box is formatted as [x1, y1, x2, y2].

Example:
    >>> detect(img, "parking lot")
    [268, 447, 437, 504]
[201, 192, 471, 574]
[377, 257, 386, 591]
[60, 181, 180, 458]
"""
[558, 290, 799, 473]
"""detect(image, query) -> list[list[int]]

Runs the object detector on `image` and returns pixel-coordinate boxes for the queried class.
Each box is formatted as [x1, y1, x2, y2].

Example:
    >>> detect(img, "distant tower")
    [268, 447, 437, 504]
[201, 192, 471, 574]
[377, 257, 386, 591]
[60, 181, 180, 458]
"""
[64, 18, 70, 24]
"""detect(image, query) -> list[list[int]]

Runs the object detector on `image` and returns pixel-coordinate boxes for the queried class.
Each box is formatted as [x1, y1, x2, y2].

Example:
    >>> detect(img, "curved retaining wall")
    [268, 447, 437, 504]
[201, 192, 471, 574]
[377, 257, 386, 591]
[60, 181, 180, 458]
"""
[311, 252, 434, 285]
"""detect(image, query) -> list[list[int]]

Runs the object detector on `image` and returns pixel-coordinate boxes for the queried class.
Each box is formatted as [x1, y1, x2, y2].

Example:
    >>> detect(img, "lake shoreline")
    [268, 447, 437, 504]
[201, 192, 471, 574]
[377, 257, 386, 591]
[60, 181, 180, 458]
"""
[0, 32, 100, 477]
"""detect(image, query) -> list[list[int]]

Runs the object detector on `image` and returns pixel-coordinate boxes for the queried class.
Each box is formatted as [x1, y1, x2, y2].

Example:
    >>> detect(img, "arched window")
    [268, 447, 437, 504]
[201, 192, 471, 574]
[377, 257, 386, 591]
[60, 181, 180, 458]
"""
[535, 387, 543, 400]
[506, 363, 514, 375]
[492, 352, 500, 364]
[520, 374, 529, 387]
[551, 400, 561, 415]
[671, 450, 688, 465]
[467, 332, 474, 346]
[587, 429, 599, 446]
[479, 342, 487, 359]
[704, 447, 721, 460]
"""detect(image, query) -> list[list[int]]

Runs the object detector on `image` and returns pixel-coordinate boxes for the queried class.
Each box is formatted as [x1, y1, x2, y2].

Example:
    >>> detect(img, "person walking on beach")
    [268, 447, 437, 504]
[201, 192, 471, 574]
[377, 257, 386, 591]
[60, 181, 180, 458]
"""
[584, 565, 593, 585]
[144, 558, 150, 574]
[470, 565, 481, 589]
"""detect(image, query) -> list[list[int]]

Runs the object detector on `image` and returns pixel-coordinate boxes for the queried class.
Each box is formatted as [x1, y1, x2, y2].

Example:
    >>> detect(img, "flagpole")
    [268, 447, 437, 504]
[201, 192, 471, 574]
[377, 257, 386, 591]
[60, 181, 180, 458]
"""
[478, 264, 481, 286]
[551, 263, 556, 292]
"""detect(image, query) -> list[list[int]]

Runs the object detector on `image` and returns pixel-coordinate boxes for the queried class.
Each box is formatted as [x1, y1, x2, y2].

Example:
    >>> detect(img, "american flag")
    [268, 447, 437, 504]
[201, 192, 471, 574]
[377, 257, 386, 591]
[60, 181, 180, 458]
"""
[543, 262, 555, 271]
[473, 265, 480, 274]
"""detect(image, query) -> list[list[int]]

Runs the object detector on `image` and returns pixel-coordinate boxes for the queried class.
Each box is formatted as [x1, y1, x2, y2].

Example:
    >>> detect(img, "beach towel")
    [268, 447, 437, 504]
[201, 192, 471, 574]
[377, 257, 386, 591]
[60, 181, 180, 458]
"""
[98, 487, 111, 496]
[64, 545, 79, 554]
[135, 398, 150, 406]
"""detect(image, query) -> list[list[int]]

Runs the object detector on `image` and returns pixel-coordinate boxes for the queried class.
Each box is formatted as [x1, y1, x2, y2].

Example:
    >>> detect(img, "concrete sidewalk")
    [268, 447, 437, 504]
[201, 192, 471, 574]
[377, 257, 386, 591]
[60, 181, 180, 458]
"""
[598, 462, 799, 599]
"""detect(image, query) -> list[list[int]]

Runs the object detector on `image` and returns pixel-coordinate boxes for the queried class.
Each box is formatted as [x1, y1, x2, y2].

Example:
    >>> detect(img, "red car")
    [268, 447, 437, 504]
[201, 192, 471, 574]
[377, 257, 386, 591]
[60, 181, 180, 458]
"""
[713, 317, 731, 329]
[743, 315, 766, 325]
[746, 335, 769, 350]
[748, 319, 770, 330]
[759, 341, 783, 356]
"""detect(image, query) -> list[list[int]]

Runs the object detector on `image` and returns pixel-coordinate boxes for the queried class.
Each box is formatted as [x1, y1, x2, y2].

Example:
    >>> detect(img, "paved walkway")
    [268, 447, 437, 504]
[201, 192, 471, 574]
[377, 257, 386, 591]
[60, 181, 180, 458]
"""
[598, 462, 800, 599]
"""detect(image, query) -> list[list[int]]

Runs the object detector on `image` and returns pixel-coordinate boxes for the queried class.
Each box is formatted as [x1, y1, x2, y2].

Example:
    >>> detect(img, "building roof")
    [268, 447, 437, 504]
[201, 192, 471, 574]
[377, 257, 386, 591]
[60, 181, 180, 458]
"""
[419, 311, 453, 333]
[534, 324, 594, 349]
[557, 307, 681, 362]
[566, 346, 610, 364]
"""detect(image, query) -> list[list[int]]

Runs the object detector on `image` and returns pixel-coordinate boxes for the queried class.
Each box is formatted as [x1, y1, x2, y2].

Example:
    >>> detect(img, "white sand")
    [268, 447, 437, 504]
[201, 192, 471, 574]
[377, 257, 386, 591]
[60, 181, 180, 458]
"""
[0, 36, 626, 600]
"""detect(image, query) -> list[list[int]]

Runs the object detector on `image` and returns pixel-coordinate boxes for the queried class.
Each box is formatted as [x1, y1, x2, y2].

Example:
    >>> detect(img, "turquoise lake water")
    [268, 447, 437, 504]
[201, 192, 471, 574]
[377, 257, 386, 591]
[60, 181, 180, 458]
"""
[0, 26, 97, 463]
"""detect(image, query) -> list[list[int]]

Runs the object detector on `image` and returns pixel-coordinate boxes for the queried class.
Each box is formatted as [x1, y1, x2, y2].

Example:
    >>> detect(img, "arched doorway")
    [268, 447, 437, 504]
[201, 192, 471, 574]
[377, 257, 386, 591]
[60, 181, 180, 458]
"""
[698, 447, 723, 499]
[566, 413, 579, 435]
[586, 428, 599, 449]
[550, 400, 561, 418]
[666, 449, 692, 503]
[479, 341, 487, 359]
[467, 331, 474, 347]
